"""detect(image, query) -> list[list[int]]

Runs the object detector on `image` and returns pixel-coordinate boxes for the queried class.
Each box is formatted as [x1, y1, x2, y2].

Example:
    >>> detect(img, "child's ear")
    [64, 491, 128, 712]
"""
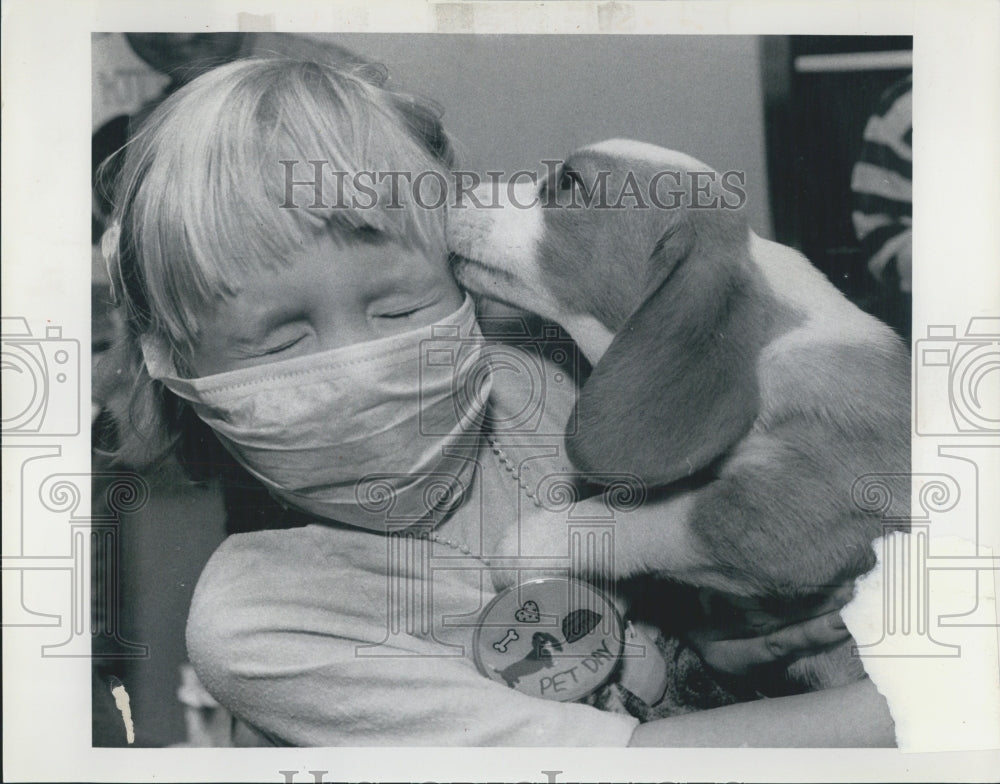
[565, 217, 766, 487]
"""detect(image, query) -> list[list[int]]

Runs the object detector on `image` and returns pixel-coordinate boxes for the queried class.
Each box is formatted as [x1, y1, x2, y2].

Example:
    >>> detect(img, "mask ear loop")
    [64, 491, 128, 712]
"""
[139, 332, 180, 381]
[101, 221, 122, 307]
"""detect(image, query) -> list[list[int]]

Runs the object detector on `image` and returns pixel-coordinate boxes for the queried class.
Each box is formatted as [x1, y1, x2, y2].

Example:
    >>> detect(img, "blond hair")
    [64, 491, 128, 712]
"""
[102, 57, 454, 468]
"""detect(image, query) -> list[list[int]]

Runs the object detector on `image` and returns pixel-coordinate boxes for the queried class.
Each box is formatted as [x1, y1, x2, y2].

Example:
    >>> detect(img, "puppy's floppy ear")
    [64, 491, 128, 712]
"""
[566, 216, 769, 486]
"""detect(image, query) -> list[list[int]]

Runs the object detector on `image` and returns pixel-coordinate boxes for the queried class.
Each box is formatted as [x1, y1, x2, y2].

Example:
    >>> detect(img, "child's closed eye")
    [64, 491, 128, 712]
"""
[235, 324, 312, 360]
[379, 306, 424, 319]
[257, 334, 307, 355]
[374, 295, 443, 320]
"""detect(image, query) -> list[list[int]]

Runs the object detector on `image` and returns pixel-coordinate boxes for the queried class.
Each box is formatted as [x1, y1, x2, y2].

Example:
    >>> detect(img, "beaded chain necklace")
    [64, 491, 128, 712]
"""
[422, 434, 546, 565]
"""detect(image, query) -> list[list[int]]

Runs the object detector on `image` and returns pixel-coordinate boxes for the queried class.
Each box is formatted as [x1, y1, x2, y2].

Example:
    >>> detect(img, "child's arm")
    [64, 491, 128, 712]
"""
[186, 521, 898, 747]
[629, 678, 895, 747]
[185, 527, 639, 747]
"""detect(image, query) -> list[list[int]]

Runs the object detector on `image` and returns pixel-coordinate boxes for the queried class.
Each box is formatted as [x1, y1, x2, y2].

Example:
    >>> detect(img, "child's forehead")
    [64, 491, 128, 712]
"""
[302, 225, 445, 280]
[221, 223, 441, 287]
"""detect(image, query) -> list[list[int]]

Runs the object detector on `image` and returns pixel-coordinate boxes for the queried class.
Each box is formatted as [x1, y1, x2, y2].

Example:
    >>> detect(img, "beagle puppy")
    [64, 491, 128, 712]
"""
[447, 139, 910, 691]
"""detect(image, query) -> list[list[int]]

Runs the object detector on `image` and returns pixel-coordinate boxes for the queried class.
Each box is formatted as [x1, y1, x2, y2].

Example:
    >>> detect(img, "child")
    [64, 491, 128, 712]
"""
[104, 57, 889, 747]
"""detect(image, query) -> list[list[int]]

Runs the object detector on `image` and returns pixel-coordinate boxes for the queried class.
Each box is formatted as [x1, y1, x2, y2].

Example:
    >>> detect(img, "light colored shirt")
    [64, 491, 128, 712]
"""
[185, 342, 641, 746]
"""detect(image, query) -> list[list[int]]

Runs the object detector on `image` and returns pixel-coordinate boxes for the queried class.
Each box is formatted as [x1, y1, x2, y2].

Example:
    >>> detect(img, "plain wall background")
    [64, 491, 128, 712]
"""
[314, 33, 774, 237]
[92, 33, 773, 235]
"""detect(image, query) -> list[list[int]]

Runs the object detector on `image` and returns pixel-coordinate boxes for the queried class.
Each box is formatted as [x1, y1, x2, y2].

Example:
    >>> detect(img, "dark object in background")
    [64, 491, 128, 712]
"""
[92, 115, 130, 243]
[124, 33, 246, 88]
[92, 668, 131, 747]
[850, 77, 913, 341]
[762, 35, 912, 339]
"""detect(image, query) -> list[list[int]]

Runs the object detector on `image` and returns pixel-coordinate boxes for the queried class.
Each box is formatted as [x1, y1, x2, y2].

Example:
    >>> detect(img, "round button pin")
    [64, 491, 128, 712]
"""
[473, 577, 624, 702]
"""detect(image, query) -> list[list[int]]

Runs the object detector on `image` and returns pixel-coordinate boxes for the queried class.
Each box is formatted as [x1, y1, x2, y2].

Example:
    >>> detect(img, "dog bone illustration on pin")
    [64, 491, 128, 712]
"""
[514, 600, 540, 623]
[493, 629, 520, 653]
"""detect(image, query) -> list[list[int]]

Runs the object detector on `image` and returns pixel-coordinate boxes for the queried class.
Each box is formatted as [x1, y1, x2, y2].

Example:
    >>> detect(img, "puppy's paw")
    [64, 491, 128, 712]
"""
[486, 501, 614, 593]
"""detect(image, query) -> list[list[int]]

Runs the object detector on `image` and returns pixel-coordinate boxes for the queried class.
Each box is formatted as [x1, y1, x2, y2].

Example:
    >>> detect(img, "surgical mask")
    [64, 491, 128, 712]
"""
[141, 295, 491, 531]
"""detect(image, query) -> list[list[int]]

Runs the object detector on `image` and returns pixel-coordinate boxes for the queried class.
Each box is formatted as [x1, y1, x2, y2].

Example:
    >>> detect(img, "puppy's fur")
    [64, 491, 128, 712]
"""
[447, 140, 910, 690]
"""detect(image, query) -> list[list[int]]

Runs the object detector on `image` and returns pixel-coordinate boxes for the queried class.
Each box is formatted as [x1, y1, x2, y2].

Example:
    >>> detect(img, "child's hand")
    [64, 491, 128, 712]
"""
[685, 582, 856, 677]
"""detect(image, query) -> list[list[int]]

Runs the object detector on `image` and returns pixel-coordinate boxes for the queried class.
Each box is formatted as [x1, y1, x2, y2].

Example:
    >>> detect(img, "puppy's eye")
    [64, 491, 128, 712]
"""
[557, 167, 580, 192]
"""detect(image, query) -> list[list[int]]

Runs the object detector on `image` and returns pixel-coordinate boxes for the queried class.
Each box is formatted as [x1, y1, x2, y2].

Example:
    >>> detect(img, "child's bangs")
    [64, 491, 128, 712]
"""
[286, 65, 448, 237]
[127, 59, 449, 349]
[252, 62, 450, 254]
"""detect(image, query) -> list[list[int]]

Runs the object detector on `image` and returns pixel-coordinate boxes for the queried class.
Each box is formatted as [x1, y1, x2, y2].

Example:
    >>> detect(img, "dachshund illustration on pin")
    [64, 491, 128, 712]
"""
[494, 632, 562, 688]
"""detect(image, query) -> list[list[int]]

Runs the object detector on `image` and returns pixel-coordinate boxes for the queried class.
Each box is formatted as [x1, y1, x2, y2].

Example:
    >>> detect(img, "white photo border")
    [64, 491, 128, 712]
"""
[2, 1, 999, 781]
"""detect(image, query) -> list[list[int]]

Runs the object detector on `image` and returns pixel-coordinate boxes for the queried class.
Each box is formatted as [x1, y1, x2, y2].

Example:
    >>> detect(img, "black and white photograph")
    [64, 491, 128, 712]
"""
[3, 1, 999, 782]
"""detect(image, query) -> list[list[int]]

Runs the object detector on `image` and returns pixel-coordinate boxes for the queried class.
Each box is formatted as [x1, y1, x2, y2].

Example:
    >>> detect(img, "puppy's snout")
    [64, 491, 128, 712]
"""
[449, 176, 539, 210]
[446, 176, 543, 259]
[504, 177, 541, 210]
[451, 180, 498, 211]
[445, 173, 552, 318]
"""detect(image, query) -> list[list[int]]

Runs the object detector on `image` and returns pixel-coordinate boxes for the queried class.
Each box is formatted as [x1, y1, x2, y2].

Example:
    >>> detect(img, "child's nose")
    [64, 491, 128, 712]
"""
[312, 317, 375, 352]
[309, 305, 390, 352]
